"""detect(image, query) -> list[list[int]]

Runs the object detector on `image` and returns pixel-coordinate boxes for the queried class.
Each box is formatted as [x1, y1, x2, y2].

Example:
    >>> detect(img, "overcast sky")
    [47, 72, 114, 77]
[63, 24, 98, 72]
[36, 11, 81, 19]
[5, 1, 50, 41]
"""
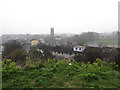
[0, 0, 119, 34]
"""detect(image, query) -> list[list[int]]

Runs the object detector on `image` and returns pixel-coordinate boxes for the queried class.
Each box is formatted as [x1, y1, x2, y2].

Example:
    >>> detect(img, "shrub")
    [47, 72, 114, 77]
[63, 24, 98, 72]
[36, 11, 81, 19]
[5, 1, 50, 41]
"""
[3, 40, 23, 57]
[9, 48, 27, 63]
[79, 73, 99, 82]
[84, 47, 103, 63]
[2, 58, 120, 88]
[2, 59, 17, 80]
[74, 54, 88, 63]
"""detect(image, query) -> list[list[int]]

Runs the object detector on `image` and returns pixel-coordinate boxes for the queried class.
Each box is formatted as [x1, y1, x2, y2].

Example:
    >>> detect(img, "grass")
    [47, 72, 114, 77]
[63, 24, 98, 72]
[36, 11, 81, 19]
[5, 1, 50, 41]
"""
[2, 59, 120, 88]
[99, 39, 118, 45]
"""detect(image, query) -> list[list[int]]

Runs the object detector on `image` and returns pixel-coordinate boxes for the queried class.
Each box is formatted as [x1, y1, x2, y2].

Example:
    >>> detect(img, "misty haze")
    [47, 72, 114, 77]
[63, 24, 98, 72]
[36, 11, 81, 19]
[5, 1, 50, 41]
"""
[0, 0, 120, 89]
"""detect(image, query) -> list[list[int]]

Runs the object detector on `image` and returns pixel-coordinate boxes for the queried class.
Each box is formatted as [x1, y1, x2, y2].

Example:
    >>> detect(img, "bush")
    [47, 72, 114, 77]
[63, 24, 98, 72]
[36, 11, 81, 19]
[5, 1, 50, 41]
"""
[9, 48, 27, 63]
[43, 50, 55, 60]
[74, 54, 88, 63]
[2, 58, 120, 88]
[3, 40, 23, 57]
[2, 59, 17, 80]
[80, 73, 99, 82]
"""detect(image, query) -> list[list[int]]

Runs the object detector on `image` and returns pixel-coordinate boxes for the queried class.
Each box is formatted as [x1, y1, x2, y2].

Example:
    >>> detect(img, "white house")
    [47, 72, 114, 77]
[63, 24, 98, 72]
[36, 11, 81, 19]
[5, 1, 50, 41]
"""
[39, 38, 45, 44]
[73, 46, 85, 52]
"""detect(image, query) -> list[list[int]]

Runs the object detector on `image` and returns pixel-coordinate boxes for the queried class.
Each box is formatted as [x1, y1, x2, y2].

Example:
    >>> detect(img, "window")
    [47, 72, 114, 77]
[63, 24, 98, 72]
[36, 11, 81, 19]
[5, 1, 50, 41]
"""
[79, 48, 81, 50]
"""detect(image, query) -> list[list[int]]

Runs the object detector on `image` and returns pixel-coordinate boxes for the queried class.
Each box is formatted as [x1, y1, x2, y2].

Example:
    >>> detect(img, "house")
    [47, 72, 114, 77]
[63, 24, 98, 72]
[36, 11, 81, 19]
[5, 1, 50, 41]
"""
[31, 40, 39, 46]
[39, 38, 45, 44]
[73, 46, 86, 52]
[55, 36, 61, 40]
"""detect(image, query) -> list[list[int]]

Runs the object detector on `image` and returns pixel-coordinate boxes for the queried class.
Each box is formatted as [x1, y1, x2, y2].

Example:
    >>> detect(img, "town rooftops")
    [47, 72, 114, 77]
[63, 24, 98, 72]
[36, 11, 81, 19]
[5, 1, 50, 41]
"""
[74, 46, 85, 48]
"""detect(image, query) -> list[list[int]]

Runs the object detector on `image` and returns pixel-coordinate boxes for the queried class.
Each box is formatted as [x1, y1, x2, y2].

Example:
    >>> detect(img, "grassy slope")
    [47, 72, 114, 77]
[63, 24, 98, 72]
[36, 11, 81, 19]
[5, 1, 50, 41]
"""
[2, 59, 120, 88]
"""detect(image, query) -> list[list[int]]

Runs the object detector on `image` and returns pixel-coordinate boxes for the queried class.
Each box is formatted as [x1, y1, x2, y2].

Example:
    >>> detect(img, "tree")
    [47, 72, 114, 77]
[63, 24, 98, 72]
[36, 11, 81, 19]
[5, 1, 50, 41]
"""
[29, 50, 43, 60]
[80, 32, 99, 42]
[74, 54, 88, 63]
[84, 47, 103, 63]
[3, 40, 23, 57]
[9, 48, 27, 63]
[72, 32, 99, 45]
[43, 49, 55, 60]
[72, 35, 85, 45]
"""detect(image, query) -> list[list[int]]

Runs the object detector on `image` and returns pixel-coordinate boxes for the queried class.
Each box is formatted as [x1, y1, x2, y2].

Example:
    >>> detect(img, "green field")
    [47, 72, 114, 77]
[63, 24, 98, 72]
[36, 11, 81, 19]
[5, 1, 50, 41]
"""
[2, 59, 120, 88]
[99, 39, 118, 45]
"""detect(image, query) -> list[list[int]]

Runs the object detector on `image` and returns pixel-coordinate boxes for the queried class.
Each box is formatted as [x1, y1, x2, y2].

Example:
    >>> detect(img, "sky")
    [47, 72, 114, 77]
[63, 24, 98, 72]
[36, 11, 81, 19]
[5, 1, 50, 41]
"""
[0, 0, 119, 34]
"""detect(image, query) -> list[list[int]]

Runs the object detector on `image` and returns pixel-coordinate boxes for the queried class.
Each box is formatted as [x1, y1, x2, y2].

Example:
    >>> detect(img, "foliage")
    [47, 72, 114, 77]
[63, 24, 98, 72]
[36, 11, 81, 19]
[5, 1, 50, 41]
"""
[3, 40, 23, 57]
[72, 32, 99, 45]
[9, 48, 27, 63]
[74, 54, 88, 63]
[2, 59, 18, 80]
[84, 47, 103, 63]
[25, 56, 31, 64]
[43, 50, 55, 60]
[29, 50, 43, 61]
[2, 58, 120, 88]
